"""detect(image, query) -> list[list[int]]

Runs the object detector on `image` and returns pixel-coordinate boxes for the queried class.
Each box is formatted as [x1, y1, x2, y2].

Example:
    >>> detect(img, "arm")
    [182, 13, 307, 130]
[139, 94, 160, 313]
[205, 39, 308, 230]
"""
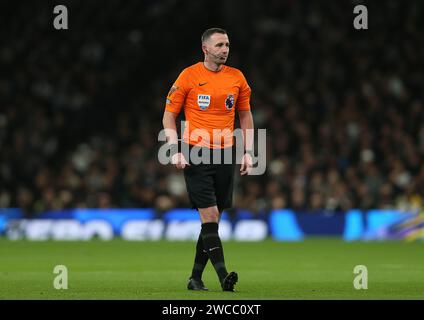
[238, 110, 254, 175]
[238, 110, 254, 152]
[162, 69, 190, 169]
[162, 110, 189, 169]
[162, 110, 179, 145]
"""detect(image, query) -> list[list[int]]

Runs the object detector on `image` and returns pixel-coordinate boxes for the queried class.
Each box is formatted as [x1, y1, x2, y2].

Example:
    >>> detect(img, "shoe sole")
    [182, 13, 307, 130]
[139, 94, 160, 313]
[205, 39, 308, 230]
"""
[187, 280, 209, 291]
[222, 272, 238, 292]
[187, 286, 208, 291]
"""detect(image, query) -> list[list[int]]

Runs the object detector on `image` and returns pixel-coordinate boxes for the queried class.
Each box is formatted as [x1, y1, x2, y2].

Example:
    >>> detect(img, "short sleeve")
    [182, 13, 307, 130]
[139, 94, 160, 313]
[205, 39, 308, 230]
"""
[165, 69, 190, 114]
[236, 71, 251, 111]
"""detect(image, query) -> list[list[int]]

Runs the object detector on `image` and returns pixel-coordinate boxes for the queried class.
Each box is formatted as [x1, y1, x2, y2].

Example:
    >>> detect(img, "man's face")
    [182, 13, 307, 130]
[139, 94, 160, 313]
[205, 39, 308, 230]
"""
[203, 33, 230, 64]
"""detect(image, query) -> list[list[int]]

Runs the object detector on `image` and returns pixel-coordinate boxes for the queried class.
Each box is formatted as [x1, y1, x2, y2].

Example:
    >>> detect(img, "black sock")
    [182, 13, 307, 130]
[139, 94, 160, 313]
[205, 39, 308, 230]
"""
[201, 222, 228, 282]
[191, 233, 209, 280]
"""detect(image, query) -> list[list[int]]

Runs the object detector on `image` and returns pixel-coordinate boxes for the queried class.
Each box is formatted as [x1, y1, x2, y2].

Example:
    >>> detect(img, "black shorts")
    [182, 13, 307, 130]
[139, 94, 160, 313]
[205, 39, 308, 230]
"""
[182, 144, 235, 213]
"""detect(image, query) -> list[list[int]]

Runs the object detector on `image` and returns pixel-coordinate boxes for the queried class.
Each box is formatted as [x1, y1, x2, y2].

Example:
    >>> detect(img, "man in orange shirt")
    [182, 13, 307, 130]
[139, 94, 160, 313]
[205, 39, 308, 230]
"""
[162, 28, 254, 292]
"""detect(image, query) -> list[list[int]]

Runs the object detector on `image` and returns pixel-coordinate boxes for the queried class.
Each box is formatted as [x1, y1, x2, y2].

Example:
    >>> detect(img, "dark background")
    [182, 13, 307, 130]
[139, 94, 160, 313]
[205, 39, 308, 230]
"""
[1, 0, 423, 217]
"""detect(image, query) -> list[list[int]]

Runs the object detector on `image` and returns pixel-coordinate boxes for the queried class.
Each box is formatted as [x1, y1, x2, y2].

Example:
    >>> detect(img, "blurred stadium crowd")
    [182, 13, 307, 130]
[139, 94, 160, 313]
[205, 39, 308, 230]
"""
[1, 0, 423, 217]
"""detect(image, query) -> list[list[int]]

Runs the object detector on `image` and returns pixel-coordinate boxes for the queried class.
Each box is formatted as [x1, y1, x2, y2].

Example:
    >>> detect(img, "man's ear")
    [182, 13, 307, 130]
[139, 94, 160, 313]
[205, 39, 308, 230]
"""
[201, 44, 208, 55]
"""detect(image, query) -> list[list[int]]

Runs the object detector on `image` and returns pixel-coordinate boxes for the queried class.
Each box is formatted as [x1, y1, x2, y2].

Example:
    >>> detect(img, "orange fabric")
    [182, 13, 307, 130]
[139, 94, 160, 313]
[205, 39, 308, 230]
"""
[165, 62, 251, 149]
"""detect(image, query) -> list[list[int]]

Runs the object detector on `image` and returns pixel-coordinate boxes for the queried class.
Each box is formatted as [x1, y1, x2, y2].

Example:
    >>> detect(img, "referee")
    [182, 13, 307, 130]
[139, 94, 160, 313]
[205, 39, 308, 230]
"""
[162, 28, 254, 292]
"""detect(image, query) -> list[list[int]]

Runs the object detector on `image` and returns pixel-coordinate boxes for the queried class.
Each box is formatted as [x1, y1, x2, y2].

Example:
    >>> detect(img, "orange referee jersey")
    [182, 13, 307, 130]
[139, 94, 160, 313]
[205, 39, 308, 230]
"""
[165, 62, 251, 149]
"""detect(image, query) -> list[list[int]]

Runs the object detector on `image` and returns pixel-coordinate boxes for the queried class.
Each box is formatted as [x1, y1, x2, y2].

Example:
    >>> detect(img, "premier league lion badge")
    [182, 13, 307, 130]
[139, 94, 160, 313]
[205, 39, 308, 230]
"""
[225, 94, 235, 110]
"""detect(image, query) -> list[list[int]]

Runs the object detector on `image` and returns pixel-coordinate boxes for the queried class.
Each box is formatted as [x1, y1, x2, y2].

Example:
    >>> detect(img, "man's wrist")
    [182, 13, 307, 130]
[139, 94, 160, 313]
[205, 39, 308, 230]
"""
[169, 143, 179, 157]
[245, 150, 254, 158]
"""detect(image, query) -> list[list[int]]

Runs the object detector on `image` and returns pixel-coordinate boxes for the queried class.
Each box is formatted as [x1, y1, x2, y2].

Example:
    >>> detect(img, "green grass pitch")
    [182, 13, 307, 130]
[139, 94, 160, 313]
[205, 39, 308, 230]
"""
[0, 238, 423, 300]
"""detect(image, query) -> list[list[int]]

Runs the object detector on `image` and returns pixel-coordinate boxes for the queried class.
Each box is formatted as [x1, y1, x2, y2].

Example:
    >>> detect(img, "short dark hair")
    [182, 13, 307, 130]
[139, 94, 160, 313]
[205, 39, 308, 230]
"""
[201, 28, 227, 43]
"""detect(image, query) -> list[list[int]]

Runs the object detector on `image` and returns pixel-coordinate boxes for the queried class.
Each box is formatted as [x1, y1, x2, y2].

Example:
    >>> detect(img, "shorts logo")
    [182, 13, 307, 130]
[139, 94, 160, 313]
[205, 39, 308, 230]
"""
[225, 94, 235, 110]
[198, 94, 211, 110]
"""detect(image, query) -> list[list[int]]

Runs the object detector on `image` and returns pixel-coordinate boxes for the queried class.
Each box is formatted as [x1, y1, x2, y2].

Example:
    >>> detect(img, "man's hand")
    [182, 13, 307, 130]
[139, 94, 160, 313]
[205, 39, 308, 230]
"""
[240, 153, 253, 176]
[171, 152, 190, 169]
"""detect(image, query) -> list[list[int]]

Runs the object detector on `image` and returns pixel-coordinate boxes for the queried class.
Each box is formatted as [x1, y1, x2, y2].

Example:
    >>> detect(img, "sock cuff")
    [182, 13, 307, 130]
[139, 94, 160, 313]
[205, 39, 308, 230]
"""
[201, 222, 218, 234]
